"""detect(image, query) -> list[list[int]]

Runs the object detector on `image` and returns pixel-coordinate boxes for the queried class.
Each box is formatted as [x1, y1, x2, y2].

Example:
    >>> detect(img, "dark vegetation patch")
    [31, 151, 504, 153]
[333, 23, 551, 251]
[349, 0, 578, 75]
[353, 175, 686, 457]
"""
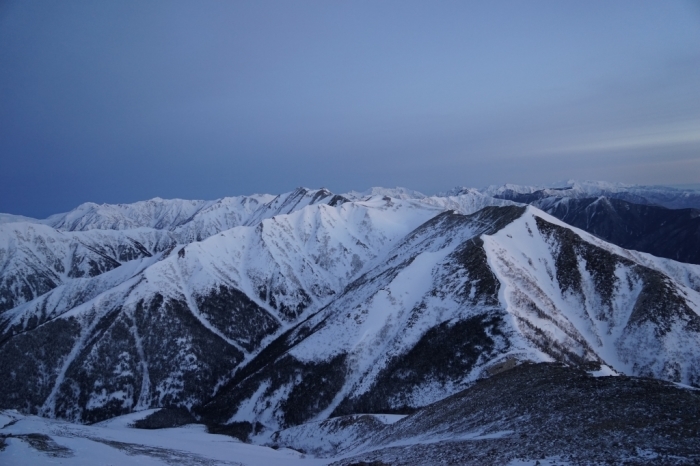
[198, 312, 331, 421]
[334, 363, 700, 465]
[200, 352, 347, 428]
[628, 267, 700, 335]
[515, 316, 594, 367]
[206, 420, 263, 442]
[55, 307, 139, 423]
[47, 294, 246, 423]
[332, 314, 507, 416]
[535, 216, 631, 309]
[255, 282, 313, 321]
[0, 317, 80, 413]
[1, 298, 67, 343]
[133, 407, 196, 429]
[0, 271, 58, 314]
[449, 237, 501, 306]
[195, 284, 280, 352]
[132, 295, 245, 410]
[68, 251, 121, 278]
[535, 214, 700, 350]
[280, 353, 348, 427]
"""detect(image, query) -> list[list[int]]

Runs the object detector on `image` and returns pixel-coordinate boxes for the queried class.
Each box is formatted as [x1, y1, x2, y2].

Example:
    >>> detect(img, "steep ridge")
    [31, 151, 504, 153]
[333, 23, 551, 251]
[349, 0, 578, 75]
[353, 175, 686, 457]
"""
[0, 223, 176, 313]
[200, 205, 700, 432]
[45, 197, 218, 231]
[43, 187, 345, 240]
[174, 187, 348, 243]
[0, 197, 444, 423]
[0, 188, 349, 328]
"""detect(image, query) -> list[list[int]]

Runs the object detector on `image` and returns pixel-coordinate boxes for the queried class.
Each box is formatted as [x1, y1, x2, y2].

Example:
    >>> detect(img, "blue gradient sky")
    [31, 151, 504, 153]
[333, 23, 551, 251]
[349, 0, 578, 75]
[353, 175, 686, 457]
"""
[1, 1, 699, 217]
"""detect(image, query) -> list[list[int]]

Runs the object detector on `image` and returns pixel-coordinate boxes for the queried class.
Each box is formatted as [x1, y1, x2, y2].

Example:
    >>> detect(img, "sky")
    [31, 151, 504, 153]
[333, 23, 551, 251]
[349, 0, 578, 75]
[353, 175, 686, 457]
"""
[1, 1, 699, 217]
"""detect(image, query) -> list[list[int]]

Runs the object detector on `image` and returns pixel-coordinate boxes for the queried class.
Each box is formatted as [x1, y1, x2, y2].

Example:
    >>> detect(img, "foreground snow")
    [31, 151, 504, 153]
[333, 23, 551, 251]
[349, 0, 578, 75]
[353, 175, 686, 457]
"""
[0, 410, 324, 466]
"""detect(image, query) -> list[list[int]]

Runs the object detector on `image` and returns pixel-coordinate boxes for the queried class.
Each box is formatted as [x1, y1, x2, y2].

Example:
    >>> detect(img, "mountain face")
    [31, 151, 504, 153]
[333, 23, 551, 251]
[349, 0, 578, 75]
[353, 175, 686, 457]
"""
[0, 188, 349, 319]
[531, 196, 700, 265]
[1, 182, 700, 440]
[199, 205, 700, 430]
[0, 196, 448, 423]
[0, 223, 176, 314]
[450, 181, 700, 266]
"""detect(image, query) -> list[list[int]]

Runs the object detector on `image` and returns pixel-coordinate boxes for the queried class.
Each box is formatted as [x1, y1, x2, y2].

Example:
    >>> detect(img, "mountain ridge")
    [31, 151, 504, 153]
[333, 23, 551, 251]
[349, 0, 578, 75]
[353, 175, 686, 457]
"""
[0, 182, 699, 438]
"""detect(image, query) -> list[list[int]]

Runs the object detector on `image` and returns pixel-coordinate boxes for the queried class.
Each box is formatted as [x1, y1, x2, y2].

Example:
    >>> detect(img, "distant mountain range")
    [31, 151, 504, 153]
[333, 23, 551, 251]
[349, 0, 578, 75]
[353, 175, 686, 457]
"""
[1, 181, 699, 463]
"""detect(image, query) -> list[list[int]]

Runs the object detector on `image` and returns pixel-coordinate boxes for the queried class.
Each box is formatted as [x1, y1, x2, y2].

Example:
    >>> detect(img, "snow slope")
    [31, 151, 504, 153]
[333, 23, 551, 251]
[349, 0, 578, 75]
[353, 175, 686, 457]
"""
[0, 409, 322, 466]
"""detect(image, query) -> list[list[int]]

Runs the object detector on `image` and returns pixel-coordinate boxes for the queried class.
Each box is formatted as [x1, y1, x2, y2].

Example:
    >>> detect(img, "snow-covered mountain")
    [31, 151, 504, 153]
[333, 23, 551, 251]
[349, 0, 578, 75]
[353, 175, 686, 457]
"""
[531, 196, 700, 265]
[0, 222, 176, 313]
[473, 179, 700, 209]
[343, 187, 427, 201]
[0, 195, 450, 422]
[200, 205, 700, 430]
[41, 187, 345, 238]
[1, 182, 700, 442]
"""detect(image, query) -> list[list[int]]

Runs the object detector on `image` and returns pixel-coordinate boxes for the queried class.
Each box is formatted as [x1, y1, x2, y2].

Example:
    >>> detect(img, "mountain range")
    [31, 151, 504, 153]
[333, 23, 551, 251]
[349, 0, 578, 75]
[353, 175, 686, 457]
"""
[1, 181, 699, 464]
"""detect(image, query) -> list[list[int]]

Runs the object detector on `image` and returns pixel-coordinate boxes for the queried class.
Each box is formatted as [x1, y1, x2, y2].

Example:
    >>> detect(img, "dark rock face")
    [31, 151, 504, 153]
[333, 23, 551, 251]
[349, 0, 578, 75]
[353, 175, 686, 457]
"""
[333, 363, 700, 466]
[534, 196, 700, 265]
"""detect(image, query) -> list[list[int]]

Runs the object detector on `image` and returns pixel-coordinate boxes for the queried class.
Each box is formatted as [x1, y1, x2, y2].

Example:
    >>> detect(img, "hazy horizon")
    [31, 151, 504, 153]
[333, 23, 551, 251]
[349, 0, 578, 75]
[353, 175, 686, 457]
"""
[2, 179, 699, 220]
[2, 1, 699, 217]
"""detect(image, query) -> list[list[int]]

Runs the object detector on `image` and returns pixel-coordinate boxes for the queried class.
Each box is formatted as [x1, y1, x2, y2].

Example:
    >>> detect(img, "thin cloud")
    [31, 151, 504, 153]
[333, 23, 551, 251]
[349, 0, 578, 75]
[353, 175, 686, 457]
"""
[542, 120, 700, 154]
